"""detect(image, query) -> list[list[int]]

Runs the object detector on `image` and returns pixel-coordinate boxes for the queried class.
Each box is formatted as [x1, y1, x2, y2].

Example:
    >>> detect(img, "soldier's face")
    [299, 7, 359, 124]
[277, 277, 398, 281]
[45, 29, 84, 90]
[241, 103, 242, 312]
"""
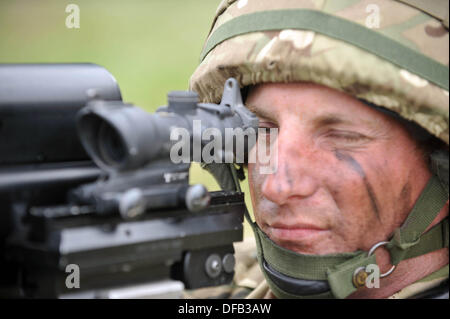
[246, 82, 431, 255]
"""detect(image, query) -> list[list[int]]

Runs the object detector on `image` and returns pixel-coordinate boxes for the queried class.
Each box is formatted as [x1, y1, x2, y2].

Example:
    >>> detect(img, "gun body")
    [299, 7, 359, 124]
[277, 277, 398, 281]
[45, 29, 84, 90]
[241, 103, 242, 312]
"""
[0, 64, 248, 298]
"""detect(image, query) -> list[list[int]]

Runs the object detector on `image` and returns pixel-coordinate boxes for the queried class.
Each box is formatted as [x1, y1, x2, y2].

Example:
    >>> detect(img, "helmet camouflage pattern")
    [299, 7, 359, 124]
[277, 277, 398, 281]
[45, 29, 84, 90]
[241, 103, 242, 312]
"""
[190, 0, 449, 144]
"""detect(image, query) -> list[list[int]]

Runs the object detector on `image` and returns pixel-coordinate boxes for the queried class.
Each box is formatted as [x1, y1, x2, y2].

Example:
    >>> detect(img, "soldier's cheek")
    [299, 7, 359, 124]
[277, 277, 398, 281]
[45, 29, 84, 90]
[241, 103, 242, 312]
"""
[247, 162, 278, 221]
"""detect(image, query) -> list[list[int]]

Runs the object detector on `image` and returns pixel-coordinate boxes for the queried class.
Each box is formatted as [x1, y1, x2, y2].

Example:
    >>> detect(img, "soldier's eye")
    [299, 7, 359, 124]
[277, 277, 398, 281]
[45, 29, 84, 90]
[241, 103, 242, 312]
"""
[257, 122, 277, 135]
[258, 127, 272, 134]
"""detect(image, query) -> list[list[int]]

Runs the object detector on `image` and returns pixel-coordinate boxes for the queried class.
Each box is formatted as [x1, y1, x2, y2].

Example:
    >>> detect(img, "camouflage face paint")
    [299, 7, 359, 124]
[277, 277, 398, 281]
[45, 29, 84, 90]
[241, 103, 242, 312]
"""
[335, 150, 381, 220]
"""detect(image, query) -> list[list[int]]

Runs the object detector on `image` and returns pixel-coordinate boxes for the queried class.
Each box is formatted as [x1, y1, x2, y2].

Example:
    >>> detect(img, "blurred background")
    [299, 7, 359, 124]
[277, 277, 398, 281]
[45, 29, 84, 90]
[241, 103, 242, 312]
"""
[0, 0, 254, 237]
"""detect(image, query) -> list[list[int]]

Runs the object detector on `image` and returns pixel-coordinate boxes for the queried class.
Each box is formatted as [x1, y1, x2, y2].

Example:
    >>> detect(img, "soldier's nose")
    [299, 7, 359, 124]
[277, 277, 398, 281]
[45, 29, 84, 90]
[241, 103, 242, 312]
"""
[260, 133, 318, 205]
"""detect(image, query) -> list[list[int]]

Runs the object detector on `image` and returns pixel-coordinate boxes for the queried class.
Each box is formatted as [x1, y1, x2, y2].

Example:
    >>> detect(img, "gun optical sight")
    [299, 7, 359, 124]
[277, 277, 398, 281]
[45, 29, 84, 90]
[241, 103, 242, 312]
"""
[77, 79, 259, 171]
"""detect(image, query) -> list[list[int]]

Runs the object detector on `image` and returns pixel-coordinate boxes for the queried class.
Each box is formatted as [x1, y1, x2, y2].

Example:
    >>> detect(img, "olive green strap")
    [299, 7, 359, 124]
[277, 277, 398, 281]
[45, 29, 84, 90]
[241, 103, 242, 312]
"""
[253, 225, 368, 280]
[200, 9, 449, 91]
[395, 0, 449, 28]
[394, 219, 449, 262]
[430, 151, 449, 195]
[387, 175, 448, 265]
[251, 222, 377, 299]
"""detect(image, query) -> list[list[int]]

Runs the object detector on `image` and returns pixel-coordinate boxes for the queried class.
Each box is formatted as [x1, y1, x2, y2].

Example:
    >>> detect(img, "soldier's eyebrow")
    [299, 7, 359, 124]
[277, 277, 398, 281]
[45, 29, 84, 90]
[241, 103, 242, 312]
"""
[245, 104, 274, 121]
[313, 114, 353, 128]
[313, 113, 376, 130]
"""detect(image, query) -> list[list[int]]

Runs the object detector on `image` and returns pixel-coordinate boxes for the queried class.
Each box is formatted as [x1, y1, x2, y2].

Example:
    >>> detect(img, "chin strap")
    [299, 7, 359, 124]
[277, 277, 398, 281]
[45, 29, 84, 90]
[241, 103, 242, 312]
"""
[246, 175, 449, 299]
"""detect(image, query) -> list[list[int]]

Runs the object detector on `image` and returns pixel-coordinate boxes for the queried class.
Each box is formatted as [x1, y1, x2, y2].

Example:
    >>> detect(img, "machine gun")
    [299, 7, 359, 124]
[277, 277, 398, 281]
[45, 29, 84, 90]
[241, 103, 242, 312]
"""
[0, 64, 258, 298]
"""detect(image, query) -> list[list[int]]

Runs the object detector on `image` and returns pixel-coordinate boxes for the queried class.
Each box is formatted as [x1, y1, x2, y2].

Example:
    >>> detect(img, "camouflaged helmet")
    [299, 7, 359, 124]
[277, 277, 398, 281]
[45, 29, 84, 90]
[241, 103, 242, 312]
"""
[190, 0, 449, 145]
[190, 0, 449, 299]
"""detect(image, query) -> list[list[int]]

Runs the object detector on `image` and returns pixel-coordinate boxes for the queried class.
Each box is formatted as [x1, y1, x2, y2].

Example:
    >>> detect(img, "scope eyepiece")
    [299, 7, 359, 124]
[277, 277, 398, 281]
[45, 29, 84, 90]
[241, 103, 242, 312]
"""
[96, 118, 128, 167]
[77, 100, 161, 171]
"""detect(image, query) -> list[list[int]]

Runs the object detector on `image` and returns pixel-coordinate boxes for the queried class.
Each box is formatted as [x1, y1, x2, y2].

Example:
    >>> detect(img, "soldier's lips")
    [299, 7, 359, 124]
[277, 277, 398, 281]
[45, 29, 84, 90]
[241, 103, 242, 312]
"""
[266, 223, 328, 242]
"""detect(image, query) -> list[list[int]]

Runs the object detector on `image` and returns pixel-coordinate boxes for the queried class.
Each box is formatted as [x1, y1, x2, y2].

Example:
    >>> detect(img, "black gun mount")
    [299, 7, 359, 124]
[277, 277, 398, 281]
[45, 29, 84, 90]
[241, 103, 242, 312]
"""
[0, 64, 256, 298]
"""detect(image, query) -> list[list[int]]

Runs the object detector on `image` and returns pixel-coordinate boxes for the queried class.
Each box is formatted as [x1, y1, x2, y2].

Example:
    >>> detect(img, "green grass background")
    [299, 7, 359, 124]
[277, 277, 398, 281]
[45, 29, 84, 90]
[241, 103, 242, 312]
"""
[0, 0, 254, 237]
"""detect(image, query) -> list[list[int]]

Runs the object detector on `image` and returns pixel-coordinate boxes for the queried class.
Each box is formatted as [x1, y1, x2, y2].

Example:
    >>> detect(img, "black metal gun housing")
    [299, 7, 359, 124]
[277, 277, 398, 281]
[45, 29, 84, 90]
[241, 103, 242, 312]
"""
[0, 64, 253, 298]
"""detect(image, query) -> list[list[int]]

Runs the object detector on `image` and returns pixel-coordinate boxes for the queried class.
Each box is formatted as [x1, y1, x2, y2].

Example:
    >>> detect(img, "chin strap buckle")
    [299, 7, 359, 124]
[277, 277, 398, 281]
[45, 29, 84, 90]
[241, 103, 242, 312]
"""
[367, 241, 397, 278]
[352, 241, 396, 288]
